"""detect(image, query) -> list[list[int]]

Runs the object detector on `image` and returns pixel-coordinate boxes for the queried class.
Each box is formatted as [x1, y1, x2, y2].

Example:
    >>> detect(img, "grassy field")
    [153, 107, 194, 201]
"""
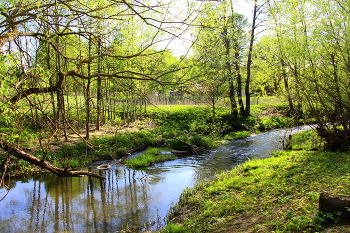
[162, 130, 350, 233]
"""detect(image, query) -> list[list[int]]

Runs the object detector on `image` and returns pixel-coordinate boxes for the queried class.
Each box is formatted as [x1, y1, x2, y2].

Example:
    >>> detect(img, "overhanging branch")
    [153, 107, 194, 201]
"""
[10, 72, 65, 104]
[0, 140, 105, 180]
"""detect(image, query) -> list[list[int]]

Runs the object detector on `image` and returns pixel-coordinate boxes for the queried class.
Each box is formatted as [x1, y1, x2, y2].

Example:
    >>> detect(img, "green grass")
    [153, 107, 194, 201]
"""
[164, 130, 350, 233]
[124, 147, 177, 167]
[287, 128, 324, 151]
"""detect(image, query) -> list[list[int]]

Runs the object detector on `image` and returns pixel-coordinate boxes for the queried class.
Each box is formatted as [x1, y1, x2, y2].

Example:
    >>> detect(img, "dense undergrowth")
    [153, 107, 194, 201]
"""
[1, 100, 298, 174]
[162, 130, 350, 233]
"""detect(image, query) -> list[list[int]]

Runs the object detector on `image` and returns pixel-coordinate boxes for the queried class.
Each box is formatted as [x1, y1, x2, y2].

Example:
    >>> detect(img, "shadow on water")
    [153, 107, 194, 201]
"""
[0, 126, 312, 232]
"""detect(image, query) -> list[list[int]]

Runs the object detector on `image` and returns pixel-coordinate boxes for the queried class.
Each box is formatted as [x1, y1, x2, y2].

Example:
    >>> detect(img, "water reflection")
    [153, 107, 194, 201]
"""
[0, 126, 312, 232]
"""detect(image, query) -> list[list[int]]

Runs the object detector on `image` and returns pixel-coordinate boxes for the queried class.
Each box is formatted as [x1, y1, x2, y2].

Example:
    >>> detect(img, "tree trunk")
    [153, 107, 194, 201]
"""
[222, 25, 238, 116]
[281, 58, 294, 117]
[245, 0, 258, 117]
[96, 37, 102, 130]
[85, 79, 91, 140]
[235, 51, 245, 115]
[85, 37, 92, 140]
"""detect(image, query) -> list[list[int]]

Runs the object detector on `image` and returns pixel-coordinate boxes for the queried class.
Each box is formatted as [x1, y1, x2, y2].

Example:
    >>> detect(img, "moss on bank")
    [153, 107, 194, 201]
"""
[163, 130, 350, 233]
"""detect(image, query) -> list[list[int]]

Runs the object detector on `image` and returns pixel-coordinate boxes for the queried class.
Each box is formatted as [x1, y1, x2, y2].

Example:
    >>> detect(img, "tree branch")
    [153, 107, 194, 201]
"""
[0, 139, 105, 180]
[10, 72, 65, 104]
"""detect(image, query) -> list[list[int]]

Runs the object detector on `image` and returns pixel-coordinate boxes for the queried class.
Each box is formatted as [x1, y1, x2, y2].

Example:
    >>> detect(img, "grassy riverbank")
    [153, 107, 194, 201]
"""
[2, 100, 297, 176]
[162, 130, 350, 233]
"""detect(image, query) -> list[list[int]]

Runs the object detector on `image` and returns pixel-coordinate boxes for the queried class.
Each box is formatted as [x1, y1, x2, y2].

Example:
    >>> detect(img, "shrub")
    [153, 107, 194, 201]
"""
[189, 134, 216, 149]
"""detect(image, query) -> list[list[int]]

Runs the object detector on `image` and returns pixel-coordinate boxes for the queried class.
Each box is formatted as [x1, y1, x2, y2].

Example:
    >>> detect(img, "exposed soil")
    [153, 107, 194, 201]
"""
[255, 107, 286, 118]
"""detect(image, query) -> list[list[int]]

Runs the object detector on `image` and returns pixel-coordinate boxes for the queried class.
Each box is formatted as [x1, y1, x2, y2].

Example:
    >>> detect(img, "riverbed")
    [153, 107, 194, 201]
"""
[0, 126, 312, 232]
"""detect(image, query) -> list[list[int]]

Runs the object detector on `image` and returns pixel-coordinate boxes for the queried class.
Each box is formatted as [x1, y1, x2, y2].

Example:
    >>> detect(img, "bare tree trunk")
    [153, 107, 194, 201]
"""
[235, 51, 245, 115]
[222, 25, 238, 116]
[280, 58, 294, 117]
[96, 37, 102, 130]
[54, 8, 68, 140]
[85, 37, 92, 140]
[245, 0, 258, 117]
[85, 79, 91, 140]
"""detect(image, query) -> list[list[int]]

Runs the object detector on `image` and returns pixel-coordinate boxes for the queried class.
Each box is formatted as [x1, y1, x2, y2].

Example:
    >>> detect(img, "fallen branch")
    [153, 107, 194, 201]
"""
[0, 140, 105, 180]
[175, 139, 206, 153]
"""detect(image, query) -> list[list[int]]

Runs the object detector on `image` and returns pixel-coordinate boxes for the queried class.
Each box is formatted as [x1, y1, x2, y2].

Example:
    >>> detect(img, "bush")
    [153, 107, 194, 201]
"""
[189, 134, 216, 149]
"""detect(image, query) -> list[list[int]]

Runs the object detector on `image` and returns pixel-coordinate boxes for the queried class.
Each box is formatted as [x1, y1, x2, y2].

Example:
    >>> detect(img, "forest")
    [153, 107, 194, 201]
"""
[0, 0, 349, 178]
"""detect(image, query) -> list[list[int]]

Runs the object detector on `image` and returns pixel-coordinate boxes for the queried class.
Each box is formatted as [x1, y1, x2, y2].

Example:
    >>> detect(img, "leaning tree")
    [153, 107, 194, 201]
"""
[0, 0, 196, 179]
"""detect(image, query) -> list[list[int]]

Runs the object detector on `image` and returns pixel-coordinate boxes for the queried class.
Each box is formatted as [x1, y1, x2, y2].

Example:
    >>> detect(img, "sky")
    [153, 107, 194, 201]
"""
[161, 0, 255, 57]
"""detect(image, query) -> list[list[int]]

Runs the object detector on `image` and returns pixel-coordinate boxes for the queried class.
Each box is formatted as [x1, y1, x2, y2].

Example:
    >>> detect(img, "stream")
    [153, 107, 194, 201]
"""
[0, 126, 312, 233]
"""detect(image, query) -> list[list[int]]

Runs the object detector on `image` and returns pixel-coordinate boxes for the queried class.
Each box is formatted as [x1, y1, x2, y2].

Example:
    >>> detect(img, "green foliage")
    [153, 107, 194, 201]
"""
[0, 126, 40, 146]
[165, 133, 218, 151]
[62, 158, 87, 169]
[147, 106, 212, 131]
[250, 100, 290, 116]
[313, 211, 343, 228]
[258, 117, 293, 131]
[189, 134, 217, 149]
[165, 136, 188, 151]
[217, 113, 248, 132]
[124, 147, 177, 167]
[161, 223, 186, 233]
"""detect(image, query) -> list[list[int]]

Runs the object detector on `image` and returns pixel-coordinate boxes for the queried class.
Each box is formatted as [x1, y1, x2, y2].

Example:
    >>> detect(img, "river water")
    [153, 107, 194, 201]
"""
[0, 126, 312, 233]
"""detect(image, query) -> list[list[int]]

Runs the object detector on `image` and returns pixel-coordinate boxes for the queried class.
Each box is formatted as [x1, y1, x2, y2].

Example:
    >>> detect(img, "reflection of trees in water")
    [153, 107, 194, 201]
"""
[0, 168, 155, 232]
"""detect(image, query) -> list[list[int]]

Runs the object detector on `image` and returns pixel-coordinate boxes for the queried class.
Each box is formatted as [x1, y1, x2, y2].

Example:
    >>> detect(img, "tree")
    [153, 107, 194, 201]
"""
[190, 1, 250, 118]
[0, 0, 194, 179]
[244, 0, 267, 116]
[225, 12, 248, 116]
[253, 35, 301, 117]
[191, 2, 231, 119]
[268, 0, 350, 150]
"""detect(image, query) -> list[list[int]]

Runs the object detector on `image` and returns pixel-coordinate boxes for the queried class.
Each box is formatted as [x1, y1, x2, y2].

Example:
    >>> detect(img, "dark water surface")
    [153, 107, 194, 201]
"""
[0, 126, 312, 232]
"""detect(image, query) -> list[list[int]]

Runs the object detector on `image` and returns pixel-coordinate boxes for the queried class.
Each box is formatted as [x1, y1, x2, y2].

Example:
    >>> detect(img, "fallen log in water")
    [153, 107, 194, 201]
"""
[97, 164, 111, 170]
[171, 149, 189, 155]
[174, 139, 206, 154]
[0, 140, 105, 180]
